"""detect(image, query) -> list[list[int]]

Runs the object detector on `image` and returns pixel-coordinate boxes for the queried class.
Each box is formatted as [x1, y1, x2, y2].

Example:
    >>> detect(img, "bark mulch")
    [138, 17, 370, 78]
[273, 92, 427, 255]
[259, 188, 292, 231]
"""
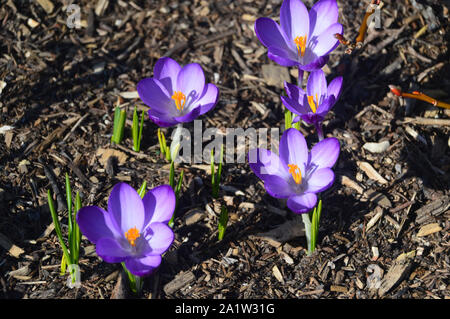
[0, 0, 449, 299]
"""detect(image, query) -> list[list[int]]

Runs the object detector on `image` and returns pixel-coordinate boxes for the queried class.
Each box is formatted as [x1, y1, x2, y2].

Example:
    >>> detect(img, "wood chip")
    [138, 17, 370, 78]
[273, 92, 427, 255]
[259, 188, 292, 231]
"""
[363, 141, 390, 153]
[261, 64, 290, 88]
[378, 260, 412, 297]
[340, 175, 364, 194]
[366, 207, 383, 232]
[36, 0, 54, 14]
[96, 148, 128, 167]
[163, 271, 195, 295]
[272, 265, 284, 284]
[95, 0, 110, 16]
[0, 232, 24, 258]
[417, 223, 442, 237]
[330, 285, 348, 293]
[358, 161, 388, 184]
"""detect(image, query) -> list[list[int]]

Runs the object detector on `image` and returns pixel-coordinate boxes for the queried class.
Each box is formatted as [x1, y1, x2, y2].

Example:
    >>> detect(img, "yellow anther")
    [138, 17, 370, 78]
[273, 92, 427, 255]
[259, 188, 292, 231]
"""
[294, 35, 307, 57]
[172, 91, 186, 111]
[307, 93, 319, 113]
[125, 227, 140, 247]
[288, 164, 302, 184]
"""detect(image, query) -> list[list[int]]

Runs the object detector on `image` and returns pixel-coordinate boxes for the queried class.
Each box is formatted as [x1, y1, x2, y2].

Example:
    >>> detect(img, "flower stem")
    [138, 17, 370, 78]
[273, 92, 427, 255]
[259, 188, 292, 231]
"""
[301, 213, 313, 256]
[316, 123, 324, 141]
[121, 262, 143, 295]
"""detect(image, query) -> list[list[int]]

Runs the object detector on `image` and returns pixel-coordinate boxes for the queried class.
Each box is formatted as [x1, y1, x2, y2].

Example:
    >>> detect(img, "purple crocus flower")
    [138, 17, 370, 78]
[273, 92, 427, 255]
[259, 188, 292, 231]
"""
[254, 0, 343, 71]
[281, 69, 343, 127]
[76, 183, 175, 276]
[248, 128, 339, 214]
[137, 57, 219, 127]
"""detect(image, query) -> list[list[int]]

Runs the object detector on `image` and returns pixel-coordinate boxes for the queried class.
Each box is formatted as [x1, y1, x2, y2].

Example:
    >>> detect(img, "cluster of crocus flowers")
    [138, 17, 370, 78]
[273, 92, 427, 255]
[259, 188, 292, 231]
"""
[137, 57, 219, 127]
[76, 183, 175, 276]
[249, 129, 340, 214]
[254, 0, 343, 71]
[281, 69, 343, 138]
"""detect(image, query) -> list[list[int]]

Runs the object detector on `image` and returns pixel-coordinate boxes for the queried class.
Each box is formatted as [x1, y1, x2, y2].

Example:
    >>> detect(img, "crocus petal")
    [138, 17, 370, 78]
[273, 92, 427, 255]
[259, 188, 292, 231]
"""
[177, 63, 205, 101]
[282, 82, 309, 115]
[76, 206, 120, 244]
[196, 83, 219, 115]
[327, 76, 343, 101]
[248, 148, 290, 181]
[287, 193, 317, 214]
[147, 110, 178, 127]
[124, 255, 162, 277]
[306, 167, 335, 193]
[316, 95, 336, 114]
[310, 137, 340, 170]
[300, 113, 322, 126]
[108, 183, 145, 234]
[307, 69, 327, 101]
[143, 222, 174, 255]
[254, 17, 293, 52]
[142, 185, 175, 225]
[281, 95, 308, 116]
[173, 106, 201, 123]
[310, 22, 343, 57]
[280, 0, 309, 41]
[300, 55, 329, 72]
[96, 237, 129, 263]
[292, 115, 301, 123]
[137, 78, 173, 113]
[267, 47, 298, 67]
[279, 128, 308, 173]
[153, 57, 181, 96]
[309, 0, 339, 40]
[264, 175, 295, 198]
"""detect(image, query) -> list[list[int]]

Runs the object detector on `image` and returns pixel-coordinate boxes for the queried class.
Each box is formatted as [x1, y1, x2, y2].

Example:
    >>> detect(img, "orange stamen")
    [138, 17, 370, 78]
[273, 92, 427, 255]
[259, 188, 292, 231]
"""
[307, 93, 319, 113]
[125, 227, 140, 247]
[172, 91, 186, 111]
[288, 164, 302, 184]
[294, 35, 307, 57]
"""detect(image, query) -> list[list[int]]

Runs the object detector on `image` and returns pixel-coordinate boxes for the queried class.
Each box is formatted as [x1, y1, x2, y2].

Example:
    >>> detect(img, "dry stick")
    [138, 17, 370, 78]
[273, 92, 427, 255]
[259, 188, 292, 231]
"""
[389, 85, 450, 110]
[335, 0, 382, 54]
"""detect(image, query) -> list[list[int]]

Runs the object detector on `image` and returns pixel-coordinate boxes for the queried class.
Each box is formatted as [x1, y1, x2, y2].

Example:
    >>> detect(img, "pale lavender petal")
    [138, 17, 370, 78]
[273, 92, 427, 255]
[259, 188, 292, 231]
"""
[248, 148, 290, 181]
[96, 237, 129, 263]
[327, 76, 343, 100]
[309, 0, 339, 40]
[287, 193, 317, 214]
[254, 17, 293, 52]
[267, 47, 298, 67]
[264, 175, 295, 199]
[307, 70, 327, 101]
[280, 0, 309, 41]
[279, 128, 308, 173]
[153, 57, 181, 95]
[143, 222, 174, 255]
[76, 206, 120, 244]
[137, 78, 173, 113]
[310, 22, 343, 57]
[306, 167, 335, 193]
[124, 255, 162, 277]
[196, 83, 219, 115]
[142, 185, 175, 225]
[310, 137, 340, 170]
[108, 183, 145, 234]
[177, 63, 205, 101]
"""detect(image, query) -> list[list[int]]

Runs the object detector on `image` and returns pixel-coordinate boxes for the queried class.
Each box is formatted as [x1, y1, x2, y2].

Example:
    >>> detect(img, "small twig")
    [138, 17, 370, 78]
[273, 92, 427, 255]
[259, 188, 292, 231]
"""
[62, 113, 89, 142]
[39, 158, 66, 211]
[335, 0, 382, 54]
[389, 85, 450, 110]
